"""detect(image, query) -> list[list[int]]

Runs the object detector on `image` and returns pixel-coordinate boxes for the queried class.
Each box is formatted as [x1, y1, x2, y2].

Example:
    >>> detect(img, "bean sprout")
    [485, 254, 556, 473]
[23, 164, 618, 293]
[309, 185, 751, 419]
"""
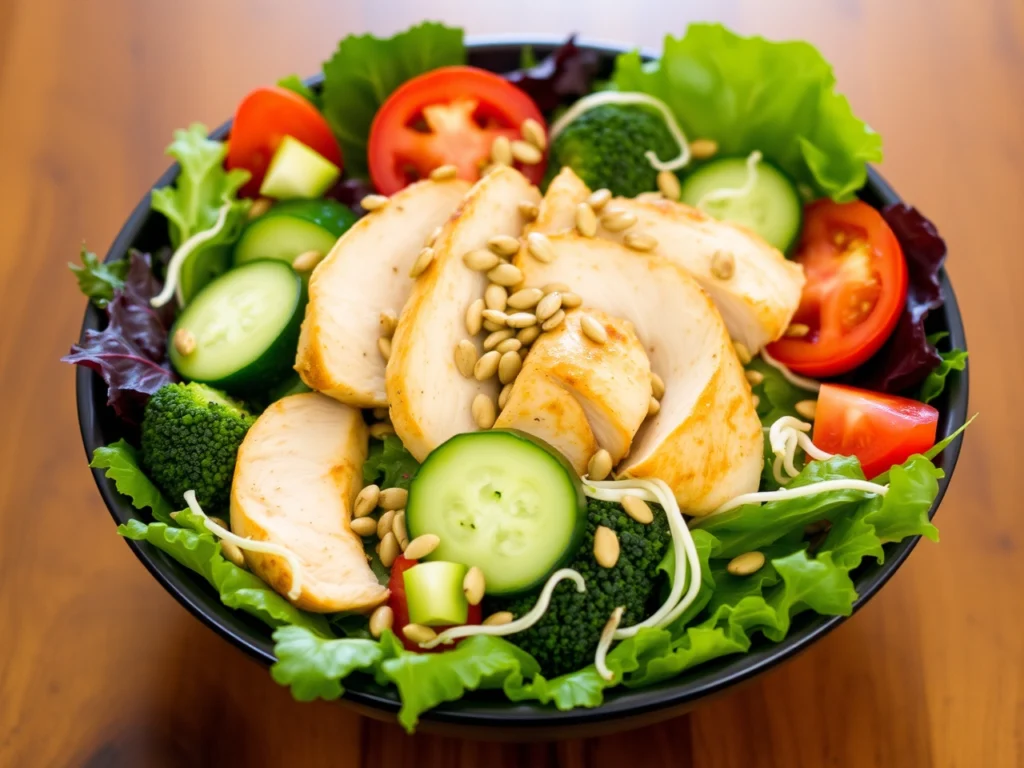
[595, 607, 625, 681]
[759, 347, 822, 393]
[151, 203, 233, 308]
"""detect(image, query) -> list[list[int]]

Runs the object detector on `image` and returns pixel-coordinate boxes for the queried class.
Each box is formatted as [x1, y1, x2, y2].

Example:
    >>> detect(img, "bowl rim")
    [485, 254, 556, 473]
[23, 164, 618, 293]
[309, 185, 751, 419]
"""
[75, 36, 969, 730]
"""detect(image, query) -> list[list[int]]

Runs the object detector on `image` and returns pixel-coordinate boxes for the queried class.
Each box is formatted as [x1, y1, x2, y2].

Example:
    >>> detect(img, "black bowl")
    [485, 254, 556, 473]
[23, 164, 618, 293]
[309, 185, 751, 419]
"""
[76, 38, 969, 740]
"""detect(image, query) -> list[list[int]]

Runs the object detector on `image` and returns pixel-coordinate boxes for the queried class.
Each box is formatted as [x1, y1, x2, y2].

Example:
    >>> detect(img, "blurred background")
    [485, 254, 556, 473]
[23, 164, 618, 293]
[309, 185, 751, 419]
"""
[1, 0, 1020, 765]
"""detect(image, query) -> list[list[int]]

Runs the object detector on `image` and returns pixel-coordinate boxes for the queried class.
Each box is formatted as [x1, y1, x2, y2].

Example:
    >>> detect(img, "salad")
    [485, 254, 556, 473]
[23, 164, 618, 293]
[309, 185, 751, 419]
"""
[65, 22, 970, 731]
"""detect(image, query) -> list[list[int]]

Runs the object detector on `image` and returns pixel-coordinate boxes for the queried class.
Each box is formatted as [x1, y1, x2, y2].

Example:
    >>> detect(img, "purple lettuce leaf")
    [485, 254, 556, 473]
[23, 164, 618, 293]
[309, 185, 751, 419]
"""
[503, 35, 601, 113]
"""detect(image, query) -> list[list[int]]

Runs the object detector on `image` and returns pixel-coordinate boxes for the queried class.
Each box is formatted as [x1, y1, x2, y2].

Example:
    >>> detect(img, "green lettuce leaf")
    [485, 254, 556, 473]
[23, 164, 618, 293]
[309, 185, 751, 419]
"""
[89, 440, 174, 525]
[271, 626, 382, 700]
[277, 74, 322, 109]
[69, 247, 127, 307]
[118, 513, 331, 638]
[610, 23, 883, 201]
[150, 124, 251, 302]
[363, 434, 420, 489]
[918, 334, 968, 404]
[320, 22, 465, 177]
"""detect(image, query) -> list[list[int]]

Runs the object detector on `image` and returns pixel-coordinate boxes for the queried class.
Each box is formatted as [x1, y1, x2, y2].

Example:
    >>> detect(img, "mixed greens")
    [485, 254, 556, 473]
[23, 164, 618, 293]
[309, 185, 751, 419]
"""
[65, 22, 968, 732]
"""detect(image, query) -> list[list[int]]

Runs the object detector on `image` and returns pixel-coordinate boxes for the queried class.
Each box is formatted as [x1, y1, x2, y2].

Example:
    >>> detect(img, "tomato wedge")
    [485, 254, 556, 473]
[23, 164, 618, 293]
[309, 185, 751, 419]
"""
[226, 86, 342, 197]
[368, 66, 547, 195]
[767, 201, 908, 377]
[388, 555, 481, 652]
[813, 384, 938, 478]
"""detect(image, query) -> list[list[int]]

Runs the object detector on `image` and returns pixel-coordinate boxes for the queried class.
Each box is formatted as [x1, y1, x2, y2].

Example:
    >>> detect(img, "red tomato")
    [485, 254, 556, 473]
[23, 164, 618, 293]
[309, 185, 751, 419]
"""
[387, 555, 481, 652]
[813, 384, 939, 478]
[368, 66, 547, 195]
[226, 86, 342, 197]
[767, 201, 908, 377]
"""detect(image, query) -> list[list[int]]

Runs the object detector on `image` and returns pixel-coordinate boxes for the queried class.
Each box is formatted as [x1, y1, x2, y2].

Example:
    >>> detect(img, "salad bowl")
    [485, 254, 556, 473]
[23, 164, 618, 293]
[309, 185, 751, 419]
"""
[75, 36, 968, 739]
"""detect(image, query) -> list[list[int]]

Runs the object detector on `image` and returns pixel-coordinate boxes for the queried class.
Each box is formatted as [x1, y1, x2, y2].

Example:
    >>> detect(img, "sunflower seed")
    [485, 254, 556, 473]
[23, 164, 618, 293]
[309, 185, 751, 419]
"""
[505, 312, 537, 329]
[379, 487, 408, 510]
[689, 138, 719, 160]
[587, 449, 613, 481]
[472, 393, 497, 429]
[425, 225, 443, 247]
[601, 210, 637, 232]
[483, 328, 515, 350]
[173, 328, 197, 356]
[541, 309, 566, 332]
[648, 397, 661, 417]
[498, 382, 514, 409]
[484, 283, 508, 311]
[521, 118, 547, 151]
[733, 341, 753, 365]
[404, 533, 441, 560]
[482, 309, 508, 327]
[517, 326, 541, 345]
[560, 292, 582, 309]
[408, 247, 434, 278]
[402, 623, 437, 644]
[507, 287, 544, 310]
[785, 323, 810, 338]
[247, 197, 272, 220]
[657, 170, 681, 201]
[498, 350, 523, 384]
[464, 248, 501, 272]
[369, 422, 395, 439]
[377, 509, 395, 539]
[495, 338, 522, 354]
[379, 310, 398, 338]
[526, 232, 555, 263]
[377, 336, 392, 361]
[752, 394, 761, 409]
[455, 339, 478, 377]
[586, 188, 612, 211]
[483, 320, 503, 333]
[360, 194, 389, 211]
[393, 511, 407, 545]
[535, 292, 563, 323]
[372, 407, 389, 420]
[463, 566, 486, 605]
[594, 526, 620, 568]
[624, 231, 658, 252]
[474, 350, 501, 380]
[651, 372, 666, 400]
[491, 135, 513, 166]
[795, 400, 818, 420]
[575, 202, 598, 237]
[745, 369, 764, 386]
[465, 299, 485, 335]
[220, 540, 247, 568]
[518, 201, 539, 220]
[710, 250, 735, 280]
[511, 139, 543, 165]
[581, 314, 608, 344]
[726, 550, 765, 576]
[487, 263, 524, 287]
[621, 495, 654, 524]
[487, 234, 520, 257]
[292, 249, 323, 272]
[543, 282, 571, 293]
[369, 605, 394, 638]
[350, 517, 377, 537]
[483, 611, 514, 627]
[354, 485, 380, 518]
[429, 164, 458, 180]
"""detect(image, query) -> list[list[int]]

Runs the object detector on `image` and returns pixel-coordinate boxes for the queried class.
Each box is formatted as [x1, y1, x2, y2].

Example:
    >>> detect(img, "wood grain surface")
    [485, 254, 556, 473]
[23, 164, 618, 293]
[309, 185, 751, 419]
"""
[1, 0, 1020, 765]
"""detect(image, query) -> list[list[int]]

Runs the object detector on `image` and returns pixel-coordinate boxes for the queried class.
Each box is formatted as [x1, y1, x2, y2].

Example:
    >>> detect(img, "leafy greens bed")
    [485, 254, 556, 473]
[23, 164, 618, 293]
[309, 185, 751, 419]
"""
[69, 21, 968, 732]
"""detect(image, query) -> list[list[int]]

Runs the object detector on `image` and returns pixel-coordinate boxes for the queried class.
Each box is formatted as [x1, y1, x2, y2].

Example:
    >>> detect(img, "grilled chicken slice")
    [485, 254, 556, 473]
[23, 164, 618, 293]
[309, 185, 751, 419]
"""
[230, 393, 388, 612]
[387, 166, 541, 461]
[495, 310, 651, 474]
[295, 178, 470, 407]
[515, 234, 763, 514]
[527, 166, 590, 235]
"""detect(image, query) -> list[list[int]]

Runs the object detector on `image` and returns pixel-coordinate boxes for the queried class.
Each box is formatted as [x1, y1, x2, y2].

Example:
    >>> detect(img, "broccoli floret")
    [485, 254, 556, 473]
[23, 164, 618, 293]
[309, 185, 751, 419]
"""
[140, 382, 254, 511]
[488, 498, 671, 677]
[547, 105, 680, 197]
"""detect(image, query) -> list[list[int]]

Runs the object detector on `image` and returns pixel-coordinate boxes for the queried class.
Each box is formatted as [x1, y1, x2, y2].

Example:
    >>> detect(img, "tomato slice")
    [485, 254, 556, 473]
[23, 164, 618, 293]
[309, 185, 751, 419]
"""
[767, 201, 908, 377]
[226, 86, 342, 197]
[813, 384, 939, 478]
[387, 554, 481, 652]
[368, 66, 547, 195]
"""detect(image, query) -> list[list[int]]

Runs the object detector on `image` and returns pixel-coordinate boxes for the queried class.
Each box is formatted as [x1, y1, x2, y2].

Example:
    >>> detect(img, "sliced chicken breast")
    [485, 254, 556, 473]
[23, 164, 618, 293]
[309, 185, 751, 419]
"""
[527, 166, 590, 235]
[515, 234, 763, 514]
[295, 178, 471, 408]
[495, 309, 651, 474]
[387, 166, 541, 461]
[230, 393, 388, 612]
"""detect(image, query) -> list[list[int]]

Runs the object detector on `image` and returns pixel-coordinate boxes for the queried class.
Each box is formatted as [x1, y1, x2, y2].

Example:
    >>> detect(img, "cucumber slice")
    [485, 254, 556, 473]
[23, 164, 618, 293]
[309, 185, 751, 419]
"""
[405, 430, 587, 596]
[680, 157, 802, 252]
[234, 199, 357, 267]
[260, 136, 340, 200]
[169, 260, 304, 393]
[404, 561, 469, 626]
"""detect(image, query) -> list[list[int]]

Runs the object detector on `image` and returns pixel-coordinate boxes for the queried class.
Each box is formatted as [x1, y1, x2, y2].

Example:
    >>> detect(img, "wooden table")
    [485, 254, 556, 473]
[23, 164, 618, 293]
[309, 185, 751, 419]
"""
[1, 0, 1020, 764]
